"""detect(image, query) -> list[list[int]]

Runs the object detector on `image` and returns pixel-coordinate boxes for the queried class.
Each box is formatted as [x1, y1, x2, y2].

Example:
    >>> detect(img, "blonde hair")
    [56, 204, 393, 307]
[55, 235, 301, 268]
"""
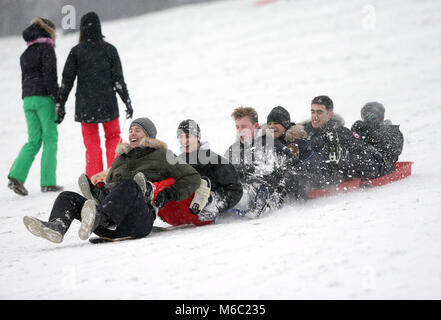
[231, 106, 258, 124]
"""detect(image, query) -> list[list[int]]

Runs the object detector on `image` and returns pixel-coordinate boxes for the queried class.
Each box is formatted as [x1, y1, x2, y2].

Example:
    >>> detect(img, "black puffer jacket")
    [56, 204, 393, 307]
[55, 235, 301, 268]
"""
[58, 12, 131, 123]
[351, 120, 404, 174]
[304, 119, 386, 179]
[225, 131, 309, 199]
[179, 142, 243, 213]
[21, 22, 58, 99]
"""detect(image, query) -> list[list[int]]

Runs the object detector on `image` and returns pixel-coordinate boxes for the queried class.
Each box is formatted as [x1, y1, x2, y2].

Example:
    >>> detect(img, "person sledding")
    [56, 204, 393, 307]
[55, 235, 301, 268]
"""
[175, 119, 243, 223]
[351, 101, 404, 175]
[23, 117, 201, 243]
[224, 107, 310, 218]
[263, 105, 331, 188]
[303, 95, 386, 183]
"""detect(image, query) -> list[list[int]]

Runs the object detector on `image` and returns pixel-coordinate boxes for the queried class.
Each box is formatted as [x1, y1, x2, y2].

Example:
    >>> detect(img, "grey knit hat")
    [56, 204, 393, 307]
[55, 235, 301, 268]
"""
[130, 117, 157, 138]
[361, 101, 385, 124]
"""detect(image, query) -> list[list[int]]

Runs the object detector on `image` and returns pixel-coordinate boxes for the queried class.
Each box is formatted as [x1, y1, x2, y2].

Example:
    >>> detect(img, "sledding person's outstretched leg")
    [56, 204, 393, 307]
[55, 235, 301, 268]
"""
[23, 191, 86, 243]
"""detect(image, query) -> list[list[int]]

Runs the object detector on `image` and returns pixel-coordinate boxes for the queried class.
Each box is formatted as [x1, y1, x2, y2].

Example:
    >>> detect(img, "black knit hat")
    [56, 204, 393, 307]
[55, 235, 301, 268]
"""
[267, 106, 294, 130]
[130, 117, 157, 138]
[361, 101, 385, 124]
[312, 95, 334, 112]
[177, 119, 201, 139]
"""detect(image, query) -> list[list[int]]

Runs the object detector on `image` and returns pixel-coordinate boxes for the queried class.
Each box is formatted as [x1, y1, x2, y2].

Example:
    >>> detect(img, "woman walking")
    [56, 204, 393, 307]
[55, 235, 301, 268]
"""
[8, 17, 63, 196]
[57, 12, 133, 181]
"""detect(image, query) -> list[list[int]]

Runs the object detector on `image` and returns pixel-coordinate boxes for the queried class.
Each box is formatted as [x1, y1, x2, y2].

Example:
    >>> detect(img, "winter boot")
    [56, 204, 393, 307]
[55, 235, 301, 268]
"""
[133, 172, 155, 203]
[244, 184, 271, 219]
[41, 185, 64, 193]
[78, 199, 103, 240]
[23, 216, 67, 243]
[78, 173, 100, 204]
[8, 178, 28, 196]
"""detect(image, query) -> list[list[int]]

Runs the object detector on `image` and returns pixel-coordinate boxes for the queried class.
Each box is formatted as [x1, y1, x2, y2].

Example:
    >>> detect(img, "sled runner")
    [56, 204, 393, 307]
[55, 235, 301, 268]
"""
[307, 161, 413, 199]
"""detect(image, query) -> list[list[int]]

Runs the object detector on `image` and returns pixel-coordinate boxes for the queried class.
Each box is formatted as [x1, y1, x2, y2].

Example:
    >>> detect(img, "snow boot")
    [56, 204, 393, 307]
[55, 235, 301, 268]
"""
[78, 173, 100, 204]
[133, 172, 155, 203]
[8, 178, 28, 196]
[23, 216, 67, 243]
[41, 185, 64, 193]
[78, 199, 103, 240]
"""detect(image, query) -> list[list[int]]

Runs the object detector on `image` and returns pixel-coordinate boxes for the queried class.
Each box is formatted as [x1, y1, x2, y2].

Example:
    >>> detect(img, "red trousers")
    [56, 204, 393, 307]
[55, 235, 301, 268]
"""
[153, 178, 212, 226]
[81, 118, 121, 179]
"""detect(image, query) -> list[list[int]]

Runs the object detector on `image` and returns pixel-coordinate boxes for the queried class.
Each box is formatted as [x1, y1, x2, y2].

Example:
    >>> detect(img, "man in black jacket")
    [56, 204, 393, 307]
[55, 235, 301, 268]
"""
[351, 102, 404, 174]
[225, 107, 309, 217]
[177, 119, 243, 222]
[265, 105, 331, 188]
[304, 95, 385, 181]
[57, 12, 133, 180]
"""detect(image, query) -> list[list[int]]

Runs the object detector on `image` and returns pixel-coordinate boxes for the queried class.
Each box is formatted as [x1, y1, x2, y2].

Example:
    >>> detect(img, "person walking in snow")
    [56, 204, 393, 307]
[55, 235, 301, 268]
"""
[176, 119, 243, 223]
[351, 101, 404, 175]
[303, 95, 386, 182]
[23, 117, 201, 243]
[225, 107, 309, 218]
[57, 12, 133, 181]
[8, 17, 63, 196]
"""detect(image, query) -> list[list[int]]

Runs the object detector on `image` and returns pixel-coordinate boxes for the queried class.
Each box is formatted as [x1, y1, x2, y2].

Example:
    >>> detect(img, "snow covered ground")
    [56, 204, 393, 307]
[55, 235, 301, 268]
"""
[1, 0, 441, 299]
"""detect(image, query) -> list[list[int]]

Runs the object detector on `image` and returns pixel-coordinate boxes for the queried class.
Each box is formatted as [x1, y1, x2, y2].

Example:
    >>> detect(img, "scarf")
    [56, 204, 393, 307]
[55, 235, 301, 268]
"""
[26, 37, 55, 48]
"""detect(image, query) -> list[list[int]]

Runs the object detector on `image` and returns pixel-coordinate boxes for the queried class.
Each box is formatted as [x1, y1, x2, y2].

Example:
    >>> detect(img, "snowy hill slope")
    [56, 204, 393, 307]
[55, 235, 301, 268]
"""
[1, 0, 441, 299]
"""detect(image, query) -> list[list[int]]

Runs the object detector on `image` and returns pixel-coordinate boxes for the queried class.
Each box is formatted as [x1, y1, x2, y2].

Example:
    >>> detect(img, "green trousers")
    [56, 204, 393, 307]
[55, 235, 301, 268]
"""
[8, 96, 58, 186]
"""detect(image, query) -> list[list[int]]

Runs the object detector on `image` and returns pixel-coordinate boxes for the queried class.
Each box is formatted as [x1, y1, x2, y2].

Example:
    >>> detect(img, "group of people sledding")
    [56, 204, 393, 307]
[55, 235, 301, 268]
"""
[8, 13, 404, 244]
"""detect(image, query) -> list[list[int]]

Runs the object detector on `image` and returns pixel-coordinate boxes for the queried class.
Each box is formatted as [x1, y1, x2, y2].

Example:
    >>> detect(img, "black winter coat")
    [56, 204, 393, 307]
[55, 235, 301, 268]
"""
[304, 119, 386, 180]
[351, 120, 403, 174]
[58, 39, 131, 123]
[21, 25, 58, 99]
[106, 137, 201, 201]
[179, 144, 243, 213]
[225, 133, 309, 199]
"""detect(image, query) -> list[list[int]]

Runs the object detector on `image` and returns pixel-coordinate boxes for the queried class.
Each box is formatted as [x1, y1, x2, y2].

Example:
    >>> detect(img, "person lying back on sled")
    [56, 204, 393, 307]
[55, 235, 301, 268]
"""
[303, 95, 386, 183]
[23, 117, 201, 243]
[351, 102, 404, 175]
[176, 119, 243, 222]
[224, 107, 309, 218]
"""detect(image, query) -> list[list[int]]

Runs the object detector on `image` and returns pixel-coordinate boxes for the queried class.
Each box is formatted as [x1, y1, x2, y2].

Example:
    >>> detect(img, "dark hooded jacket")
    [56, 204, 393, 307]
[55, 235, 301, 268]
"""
[304, 118, 386, 180]
[225, 130, 310, 200]
[58, 12, 131, 123]
[106, 137, 201, 201]
[179, 142, 243, 214]
[351, 120, 403, 174]
[20, 18, 58, 99]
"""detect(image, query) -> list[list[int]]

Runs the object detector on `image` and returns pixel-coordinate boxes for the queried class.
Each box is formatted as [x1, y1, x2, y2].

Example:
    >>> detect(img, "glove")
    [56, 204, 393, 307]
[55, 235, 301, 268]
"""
[125, 100, 133, 119]
[154, 185, 177, 209]
[55, 102, 65, 124]
[189, 177, 211, 215]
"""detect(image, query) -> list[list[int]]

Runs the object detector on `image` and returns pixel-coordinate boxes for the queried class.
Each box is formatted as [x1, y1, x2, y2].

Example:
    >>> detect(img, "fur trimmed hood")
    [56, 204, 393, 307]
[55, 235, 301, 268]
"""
[30, 17, 56, 40]
[298, 113, 346, 128]
[260, 123, 307, 142]
[115, 137, 168, 155]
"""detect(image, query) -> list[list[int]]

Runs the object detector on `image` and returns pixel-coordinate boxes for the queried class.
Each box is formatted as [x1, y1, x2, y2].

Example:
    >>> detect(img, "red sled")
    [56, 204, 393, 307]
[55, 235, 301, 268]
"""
[307, 161, 414, 199]
[153, 178, 212, 227]
[361, 161, 413, 187]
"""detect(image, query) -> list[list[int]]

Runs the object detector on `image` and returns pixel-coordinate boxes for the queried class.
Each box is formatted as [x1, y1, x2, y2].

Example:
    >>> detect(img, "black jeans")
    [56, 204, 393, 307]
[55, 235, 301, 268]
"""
[49, 179, 155, 239]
